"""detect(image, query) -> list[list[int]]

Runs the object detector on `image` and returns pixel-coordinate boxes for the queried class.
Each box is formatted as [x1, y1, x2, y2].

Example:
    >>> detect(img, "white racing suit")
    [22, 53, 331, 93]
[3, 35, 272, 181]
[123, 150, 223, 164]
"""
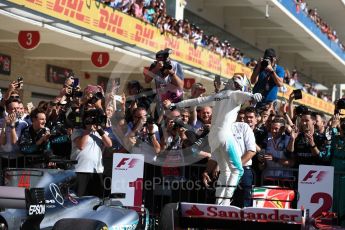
[174, 90, 259, 205]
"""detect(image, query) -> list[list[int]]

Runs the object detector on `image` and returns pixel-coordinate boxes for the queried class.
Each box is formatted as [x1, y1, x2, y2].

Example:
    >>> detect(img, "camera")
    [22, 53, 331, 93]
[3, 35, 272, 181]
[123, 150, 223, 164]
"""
[261, 58, 271, 70]
[67, 107, 83, 128]
[293, 89, 303, 100]
[83, 109, 107, 127]
[65, 75, 83, 99]
[16, 76, 23, 89]
[162, 60, 173, 71]
[88, 92, 104, 104]
[149, 48, 173, 72]
[172, 118, 186, 130]
[146, 115, 155, 125]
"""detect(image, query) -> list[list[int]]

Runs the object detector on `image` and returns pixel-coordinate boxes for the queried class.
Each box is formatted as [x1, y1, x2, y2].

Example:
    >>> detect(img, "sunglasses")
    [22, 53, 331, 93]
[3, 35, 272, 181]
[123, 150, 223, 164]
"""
[10, 96, 20, 99]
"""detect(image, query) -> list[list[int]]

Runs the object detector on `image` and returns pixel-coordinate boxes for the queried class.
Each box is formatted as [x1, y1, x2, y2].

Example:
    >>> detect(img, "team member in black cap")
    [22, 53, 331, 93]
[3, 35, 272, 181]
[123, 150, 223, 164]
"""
[250, 48, 285, 108]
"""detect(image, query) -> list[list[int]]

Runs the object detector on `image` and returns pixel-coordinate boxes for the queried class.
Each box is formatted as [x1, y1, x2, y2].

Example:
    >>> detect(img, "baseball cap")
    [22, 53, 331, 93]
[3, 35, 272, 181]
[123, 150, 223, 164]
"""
[263, 48, 276, 58]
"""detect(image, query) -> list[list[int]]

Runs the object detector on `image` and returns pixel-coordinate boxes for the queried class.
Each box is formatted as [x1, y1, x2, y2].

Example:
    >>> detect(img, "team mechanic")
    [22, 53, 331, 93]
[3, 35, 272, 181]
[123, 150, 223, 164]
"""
[163, 75, 262, 206]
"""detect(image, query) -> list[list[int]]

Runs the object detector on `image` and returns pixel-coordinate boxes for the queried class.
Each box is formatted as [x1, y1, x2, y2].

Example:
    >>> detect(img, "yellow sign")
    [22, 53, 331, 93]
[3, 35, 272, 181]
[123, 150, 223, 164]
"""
[6, 0, 250, 78]
[5, 0, 335, 114]
[278, 85, 334, 114]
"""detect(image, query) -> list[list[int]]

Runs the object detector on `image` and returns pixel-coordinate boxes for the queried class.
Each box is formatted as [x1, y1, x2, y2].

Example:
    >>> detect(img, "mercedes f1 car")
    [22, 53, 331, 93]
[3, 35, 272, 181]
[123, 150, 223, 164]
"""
[0, 164, 149, 230]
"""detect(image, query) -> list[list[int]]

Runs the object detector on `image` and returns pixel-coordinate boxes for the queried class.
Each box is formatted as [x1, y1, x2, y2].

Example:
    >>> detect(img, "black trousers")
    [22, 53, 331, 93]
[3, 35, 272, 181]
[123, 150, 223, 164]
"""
[75, 172, 104, 198]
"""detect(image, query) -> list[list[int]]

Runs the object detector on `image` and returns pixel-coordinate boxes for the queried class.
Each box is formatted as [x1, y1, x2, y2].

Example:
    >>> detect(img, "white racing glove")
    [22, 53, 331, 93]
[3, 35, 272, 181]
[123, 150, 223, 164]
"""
[252, 93, 263, 103]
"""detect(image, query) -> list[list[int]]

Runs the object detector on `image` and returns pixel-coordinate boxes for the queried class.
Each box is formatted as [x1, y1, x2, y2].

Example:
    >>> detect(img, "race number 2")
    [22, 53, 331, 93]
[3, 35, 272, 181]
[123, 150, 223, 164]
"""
[18, 31, 40, 50]
[298, 165, 334, 219]
[310, 192, 332, 218]
[91, 52, 110, 68]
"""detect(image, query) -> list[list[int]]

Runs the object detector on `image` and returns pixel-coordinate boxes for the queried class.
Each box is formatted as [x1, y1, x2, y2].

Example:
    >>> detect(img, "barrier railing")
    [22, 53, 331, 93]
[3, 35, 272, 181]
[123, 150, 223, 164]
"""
[1, 152, 344, 226]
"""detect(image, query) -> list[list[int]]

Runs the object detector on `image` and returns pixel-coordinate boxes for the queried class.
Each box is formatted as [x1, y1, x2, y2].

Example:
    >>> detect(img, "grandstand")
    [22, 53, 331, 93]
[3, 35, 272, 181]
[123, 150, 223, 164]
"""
[0, 0, 344, 228]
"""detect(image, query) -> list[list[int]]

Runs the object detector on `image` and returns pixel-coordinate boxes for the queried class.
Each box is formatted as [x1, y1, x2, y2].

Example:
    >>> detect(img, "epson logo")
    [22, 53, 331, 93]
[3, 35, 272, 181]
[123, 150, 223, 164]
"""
[28, 204, 45, 215]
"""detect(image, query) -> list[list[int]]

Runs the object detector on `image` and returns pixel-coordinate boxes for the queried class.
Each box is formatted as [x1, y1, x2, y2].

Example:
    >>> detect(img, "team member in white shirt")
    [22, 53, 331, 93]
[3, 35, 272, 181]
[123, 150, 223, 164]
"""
[71, 109, 112, 198]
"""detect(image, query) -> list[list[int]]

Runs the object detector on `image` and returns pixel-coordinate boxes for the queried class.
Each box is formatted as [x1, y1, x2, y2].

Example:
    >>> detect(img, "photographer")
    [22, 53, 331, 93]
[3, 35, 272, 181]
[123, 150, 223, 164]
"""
[125, 107, 160, 155]
[251, 48, 284, 108]
[144, 48, 184, 110]
[160, 109, 186, 181]
[124, 80, 154, 123]
[71, 107, 112, 198]
[54, 75, 82, 106]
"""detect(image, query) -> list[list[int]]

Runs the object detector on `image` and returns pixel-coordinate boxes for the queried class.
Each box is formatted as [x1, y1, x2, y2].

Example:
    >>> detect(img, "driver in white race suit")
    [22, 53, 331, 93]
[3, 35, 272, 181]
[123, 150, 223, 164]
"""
[163, 75, 262, 206]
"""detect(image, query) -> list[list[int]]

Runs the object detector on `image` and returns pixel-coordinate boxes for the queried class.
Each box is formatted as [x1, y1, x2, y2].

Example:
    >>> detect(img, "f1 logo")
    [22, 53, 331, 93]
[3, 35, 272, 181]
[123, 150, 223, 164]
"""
[302, 170, 327, 183]
[116, 158, 139, 169]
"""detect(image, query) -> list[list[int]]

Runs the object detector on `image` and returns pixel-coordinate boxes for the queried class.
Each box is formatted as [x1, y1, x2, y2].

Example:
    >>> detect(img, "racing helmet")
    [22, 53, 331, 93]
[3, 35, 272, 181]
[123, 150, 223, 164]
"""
[225, 73, 251, 92]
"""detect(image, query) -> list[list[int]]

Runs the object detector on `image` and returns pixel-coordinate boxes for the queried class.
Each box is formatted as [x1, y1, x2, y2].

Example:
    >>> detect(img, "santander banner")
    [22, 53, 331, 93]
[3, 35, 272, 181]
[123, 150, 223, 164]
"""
[180, 202, 303, 224]
[111, 153, 144, 207]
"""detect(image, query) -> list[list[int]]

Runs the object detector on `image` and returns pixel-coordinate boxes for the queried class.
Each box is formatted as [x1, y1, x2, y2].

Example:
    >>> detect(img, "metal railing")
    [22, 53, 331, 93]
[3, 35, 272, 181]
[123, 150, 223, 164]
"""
[1, 152, 344, 226]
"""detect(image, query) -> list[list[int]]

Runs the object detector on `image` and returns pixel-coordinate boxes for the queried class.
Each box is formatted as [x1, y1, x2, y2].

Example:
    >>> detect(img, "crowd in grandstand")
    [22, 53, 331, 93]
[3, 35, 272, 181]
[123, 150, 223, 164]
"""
[99, 0, 245, 62]
[98, 0, 334, 102]
[295, 0, 345, 51]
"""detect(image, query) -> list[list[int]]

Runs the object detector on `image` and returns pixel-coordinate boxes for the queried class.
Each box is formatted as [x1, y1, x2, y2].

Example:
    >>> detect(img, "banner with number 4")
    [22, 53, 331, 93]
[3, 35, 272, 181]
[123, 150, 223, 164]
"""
[91, 52, 110, 68]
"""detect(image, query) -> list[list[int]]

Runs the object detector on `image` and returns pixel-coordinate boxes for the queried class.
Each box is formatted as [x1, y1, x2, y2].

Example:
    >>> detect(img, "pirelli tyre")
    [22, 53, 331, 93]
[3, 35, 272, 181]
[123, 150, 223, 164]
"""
[158, 203, 179, 230]
[52, 218, 108, 230]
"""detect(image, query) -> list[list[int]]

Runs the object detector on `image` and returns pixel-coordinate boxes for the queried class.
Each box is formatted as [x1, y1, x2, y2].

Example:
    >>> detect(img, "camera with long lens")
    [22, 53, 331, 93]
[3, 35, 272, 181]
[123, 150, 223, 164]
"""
[67, 107, 83, 128]
[88, 92, 104, 104]
[149, 48, 173, 72]
[83, 109, 107, 127]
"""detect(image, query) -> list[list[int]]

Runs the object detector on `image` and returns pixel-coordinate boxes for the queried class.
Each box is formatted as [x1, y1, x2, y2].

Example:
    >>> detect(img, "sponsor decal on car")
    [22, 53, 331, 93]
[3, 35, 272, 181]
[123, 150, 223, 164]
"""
[49, 183, 64, 206]
[28, 204, 45, 215]
[180, 203, 302, 224]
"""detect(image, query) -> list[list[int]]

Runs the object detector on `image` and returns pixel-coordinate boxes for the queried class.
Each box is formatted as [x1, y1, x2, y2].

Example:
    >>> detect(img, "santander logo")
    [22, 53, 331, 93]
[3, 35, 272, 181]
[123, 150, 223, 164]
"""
[185, 205, 204, 216]
[181, 203, 302, 223]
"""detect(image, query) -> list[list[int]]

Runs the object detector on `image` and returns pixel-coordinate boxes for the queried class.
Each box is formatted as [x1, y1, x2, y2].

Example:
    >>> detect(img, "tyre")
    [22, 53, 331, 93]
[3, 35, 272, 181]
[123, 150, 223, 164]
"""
[52, 218, 107, 230]
[158, 203, 179, 230]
